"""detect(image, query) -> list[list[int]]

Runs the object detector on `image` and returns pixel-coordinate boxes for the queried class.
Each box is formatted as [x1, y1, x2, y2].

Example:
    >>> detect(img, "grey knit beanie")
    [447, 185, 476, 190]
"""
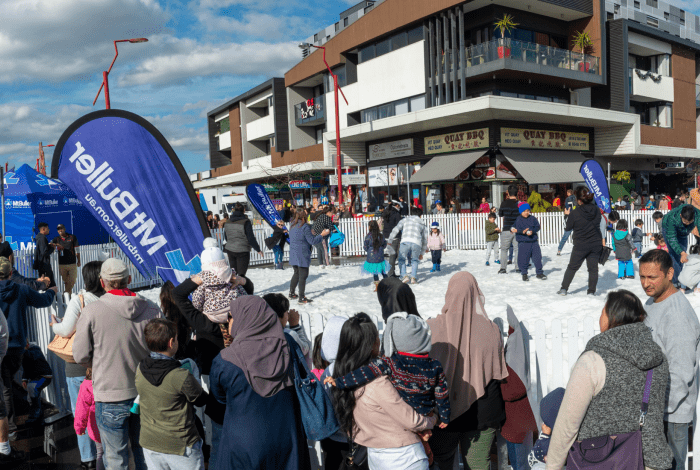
[389, 313, 432, 355]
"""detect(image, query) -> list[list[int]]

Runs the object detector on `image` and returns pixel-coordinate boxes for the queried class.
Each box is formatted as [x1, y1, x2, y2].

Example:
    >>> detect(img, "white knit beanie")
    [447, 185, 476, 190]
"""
[201, 238, 232, 282]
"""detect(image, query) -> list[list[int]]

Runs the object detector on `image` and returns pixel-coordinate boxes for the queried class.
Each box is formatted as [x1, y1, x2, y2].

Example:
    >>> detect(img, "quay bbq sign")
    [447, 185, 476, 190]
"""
[424, 128, 489, 155]
[501, 128, 590, 151]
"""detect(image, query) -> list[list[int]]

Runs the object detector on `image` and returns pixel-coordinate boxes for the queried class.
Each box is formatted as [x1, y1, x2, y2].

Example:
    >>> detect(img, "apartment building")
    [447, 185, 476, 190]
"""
[197, 0, 700, 211]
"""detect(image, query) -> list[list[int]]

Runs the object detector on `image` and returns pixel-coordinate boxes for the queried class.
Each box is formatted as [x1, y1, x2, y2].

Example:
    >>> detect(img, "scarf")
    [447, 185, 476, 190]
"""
[219, 296, 292, 398]
[108, 289, 136, 297]
[427, 272, 508, 420]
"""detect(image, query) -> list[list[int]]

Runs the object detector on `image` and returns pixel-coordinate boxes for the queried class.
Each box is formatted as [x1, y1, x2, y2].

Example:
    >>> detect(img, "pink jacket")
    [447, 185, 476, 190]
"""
[427, 232, 446, 251]
[479, 203, 490, 213]
[74, 379, 101, 443]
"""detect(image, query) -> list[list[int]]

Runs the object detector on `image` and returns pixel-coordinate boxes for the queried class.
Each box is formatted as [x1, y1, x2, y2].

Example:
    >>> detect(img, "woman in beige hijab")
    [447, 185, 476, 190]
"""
[427, 272, 508, 470]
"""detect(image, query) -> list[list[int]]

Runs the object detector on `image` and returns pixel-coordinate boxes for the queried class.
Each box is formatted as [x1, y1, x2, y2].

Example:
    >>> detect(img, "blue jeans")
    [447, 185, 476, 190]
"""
[273, 245, 283, 265]
[399, 243, 422, 278]
[634, 242, 642, 258]
[558, 230, 572, 252]
[143, 440, 204, 470]
[665, 421, 690, 470]
[617, 259, 634, 278]
[96, 399, 146, 470]
[506, 441, 527, 470]
[662, 226, 687, 285]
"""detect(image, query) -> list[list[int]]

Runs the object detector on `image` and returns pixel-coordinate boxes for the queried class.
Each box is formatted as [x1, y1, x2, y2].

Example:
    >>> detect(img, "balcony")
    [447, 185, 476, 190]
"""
[295, 95, 326, 127]
[629, 68, 674, 103]
[218, 131, 231, 151]
[434, 38, 602, 88]
[246, 115, 274, 141]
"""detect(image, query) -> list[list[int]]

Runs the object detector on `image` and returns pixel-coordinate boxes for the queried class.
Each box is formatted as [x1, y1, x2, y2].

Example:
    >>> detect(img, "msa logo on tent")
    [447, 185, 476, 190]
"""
[37, 199, 58, 207]
[5, 200, 30, 209]
[63, 197, 81, 205]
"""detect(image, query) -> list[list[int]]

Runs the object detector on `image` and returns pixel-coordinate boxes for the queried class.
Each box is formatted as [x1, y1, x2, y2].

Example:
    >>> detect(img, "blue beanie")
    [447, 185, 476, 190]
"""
[519, 203, 531, 214]
[540, 387, 565, 429]
[431, 221, 439, 228]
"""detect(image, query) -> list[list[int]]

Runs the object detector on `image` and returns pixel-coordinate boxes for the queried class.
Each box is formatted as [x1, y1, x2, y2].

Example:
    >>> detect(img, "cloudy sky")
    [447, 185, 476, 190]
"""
[0, 0, 356, 175]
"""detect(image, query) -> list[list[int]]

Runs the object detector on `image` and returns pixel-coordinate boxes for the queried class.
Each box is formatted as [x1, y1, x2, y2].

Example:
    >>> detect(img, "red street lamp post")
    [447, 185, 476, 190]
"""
[38, 143, 54, 176]
[299, 43, 349, 204]
[93, 38, 148, 109]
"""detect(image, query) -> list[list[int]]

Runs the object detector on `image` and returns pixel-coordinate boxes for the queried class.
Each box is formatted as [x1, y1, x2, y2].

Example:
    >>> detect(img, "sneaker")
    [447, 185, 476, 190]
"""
[617, 277, 624, 280]
[508, 261, 513, 265]
[557, 251, 561, 256]
[495, 260, 501, 264]
[557, 288, 567, 296]
[0, 448, 26, 465]
[498, 269, 507, 274]
[402, 276, 411, 284]
[81, 460, 97, 470]
[298, 296, 313, 304]
[411, 277, 418, 285]
[289, 293, 298, 299]
[536, 274, 547, 280]
[485, 262, 490, 266]
[522, 274, 529, 281]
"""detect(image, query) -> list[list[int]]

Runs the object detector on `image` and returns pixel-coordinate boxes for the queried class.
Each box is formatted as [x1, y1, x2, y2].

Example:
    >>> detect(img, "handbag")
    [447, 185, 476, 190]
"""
[598, 246, 613, 265]
[329, 225, 346, 248]
[47, 294, 84, 363]
[339, 428, 363, 470]
[566, 369, 653, 470]
[285, 333, 340, 441]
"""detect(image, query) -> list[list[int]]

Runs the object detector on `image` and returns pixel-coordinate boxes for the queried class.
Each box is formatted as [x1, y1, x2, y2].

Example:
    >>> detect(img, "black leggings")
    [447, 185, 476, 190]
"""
[226, 251, 250, 277]
[290, 266, 309, 297]
[561, 245, 602, 293]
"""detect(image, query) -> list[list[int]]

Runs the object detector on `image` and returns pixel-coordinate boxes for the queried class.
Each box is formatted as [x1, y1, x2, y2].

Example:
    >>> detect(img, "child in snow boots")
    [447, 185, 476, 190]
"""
[362, 220, 388, 291]
[611, 219, 636, 279]
[265, 220, 288, 269]
[427, 222, 446, 273]
[528, 387, 565, 469]
[485, 212, 501, 266]
[513, 204, 546, 281]
[192, 238, 248, 347]
[324, 313, 450, 466]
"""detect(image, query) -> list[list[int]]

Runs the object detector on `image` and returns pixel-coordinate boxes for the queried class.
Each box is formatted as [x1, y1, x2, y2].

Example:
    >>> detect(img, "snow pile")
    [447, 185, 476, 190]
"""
[139, 245, 700, 332]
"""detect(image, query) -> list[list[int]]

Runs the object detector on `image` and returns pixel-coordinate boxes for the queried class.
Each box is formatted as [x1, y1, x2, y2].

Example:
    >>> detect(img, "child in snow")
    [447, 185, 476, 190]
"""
[513, 203, 546, 281]
[528, 387, 565, 469]
[75, 368, 104, 470]
[612, 219, 636, 279]
[427, 221, 446, 272]
[652, 233, 668, 252]
[265, 220, 288, 270]
[311, 333, 328, 381]
[362, 220, 388, 290]
[22, 341, 52, 424]
[631, 219, 645, 258]
[191, 238, 248, 347]
[324, 314, 450, 464]
[485, 212, 501, 266]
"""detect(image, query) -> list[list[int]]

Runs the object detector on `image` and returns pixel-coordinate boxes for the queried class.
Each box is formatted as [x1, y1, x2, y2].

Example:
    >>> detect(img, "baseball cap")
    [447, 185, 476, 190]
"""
[100, 258, 129, 281]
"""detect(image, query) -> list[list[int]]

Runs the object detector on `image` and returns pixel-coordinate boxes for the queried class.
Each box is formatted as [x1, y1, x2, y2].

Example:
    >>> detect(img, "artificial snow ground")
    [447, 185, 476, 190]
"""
[141, 245, 700, 332]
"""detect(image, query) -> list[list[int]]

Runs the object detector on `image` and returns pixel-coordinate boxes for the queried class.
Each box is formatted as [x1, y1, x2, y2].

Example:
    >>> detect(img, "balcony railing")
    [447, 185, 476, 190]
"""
[437, 38, 600, 76]
[294, 95, 325, 127]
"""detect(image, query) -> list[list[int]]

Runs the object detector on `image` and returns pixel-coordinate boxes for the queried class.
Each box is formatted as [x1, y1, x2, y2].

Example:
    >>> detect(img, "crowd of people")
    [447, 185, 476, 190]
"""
[1, 183, 700, 470]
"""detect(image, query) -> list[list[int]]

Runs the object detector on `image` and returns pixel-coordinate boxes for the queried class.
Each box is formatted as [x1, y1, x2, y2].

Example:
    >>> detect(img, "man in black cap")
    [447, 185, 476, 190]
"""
[0, 242, 48, 291]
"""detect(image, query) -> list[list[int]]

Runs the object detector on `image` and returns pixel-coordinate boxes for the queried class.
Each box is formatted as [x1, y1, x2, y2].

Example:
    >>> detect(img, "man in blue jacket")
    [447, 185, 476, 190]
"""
[513, 203, 546, 281]
[0, 257, 56, 436]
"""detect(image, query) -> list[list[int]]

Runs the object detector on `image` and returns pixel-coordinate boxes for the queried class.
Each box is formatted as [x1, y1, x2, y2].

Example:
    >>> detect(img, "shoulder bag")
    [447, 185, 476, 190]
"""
[566, 369, 653, 470]
[47, 294, 84, 363]
[285, 332, 340, 441]
[329, 225, 346, 248]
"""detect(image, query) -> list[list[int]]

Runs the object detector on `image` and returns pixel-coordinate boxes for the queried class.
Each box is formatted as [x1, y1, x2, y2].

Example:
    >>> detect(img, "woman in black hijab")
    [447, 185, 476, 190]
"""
[376, 277, 420, 321]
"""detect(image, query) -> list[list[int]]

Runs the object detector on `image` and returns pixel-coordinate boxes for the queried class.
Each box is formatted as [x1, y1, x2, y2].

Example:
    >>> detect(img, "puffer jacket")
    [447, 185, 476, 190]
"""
[611, 230, 634, 261]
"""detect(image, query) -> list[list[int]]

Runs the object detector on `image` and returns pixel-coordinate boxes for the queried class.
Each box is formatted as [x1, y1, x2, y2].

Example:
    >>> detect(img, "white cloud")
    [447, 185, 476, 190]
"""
[195, 9, 309, 40]
[120, 38, 300, 87]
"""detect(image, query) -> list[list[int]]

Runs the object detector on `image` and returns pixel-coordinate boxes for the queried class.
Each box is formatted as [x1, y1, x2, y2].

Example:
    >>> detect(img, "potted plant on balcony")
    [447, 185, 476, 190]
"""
[572, 30, 593, 72]
[494, 14, 518, 59]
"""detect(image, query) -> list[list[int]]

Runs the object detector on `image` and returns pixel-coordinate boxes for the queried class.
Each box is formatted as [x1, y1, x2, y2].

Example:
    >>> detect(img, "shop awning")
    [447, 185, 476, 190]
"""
[409, 151, 487, 184]
[499, 149, 585, 184]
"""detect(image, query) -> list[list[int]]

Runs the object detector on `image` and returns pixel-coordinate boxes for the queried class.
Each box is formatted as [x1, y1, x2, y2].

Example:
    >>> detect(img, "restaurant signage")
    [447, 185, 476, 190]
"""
[501, 128, 590, 151]
[424, 128, 489, 155]
[369, 139, 414, 161]
[329, 174, 367, 186]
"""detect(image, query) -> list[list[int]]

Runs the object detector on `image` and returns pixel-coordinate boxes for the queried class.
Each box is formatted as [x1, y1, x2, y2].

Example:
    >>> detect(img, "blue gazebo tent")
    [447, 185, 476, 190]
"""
[3, 164, 109, 248]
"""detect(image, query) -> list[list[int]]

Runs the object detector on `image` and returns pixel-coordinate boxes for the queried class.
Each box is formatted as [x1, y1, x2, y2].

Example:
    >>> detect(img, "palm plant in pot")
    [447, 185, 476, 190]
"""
[572, 30, 593, 72]
[494, 14, 518, 58]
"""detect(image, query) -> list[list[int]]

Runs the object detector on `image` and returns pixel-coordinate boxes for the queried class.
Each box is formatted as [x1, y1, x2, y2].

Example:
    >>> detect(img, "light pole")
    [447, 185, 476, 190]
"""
[298, 43, 348, 204]
[38, 143, 54, 176]
[93, 38, 148, 109]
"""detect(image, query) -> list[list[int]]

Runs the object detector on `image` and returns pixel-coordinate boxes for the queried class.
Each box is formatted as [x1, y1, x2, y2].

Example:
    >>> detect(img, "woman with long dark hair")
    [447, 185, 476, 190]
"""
[546, 290, 671, 469]
[333, 313, 436, 469]
[557, 187, 604, 296]
[50, 261, 105, 470]
[288, 208, 329, 304]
